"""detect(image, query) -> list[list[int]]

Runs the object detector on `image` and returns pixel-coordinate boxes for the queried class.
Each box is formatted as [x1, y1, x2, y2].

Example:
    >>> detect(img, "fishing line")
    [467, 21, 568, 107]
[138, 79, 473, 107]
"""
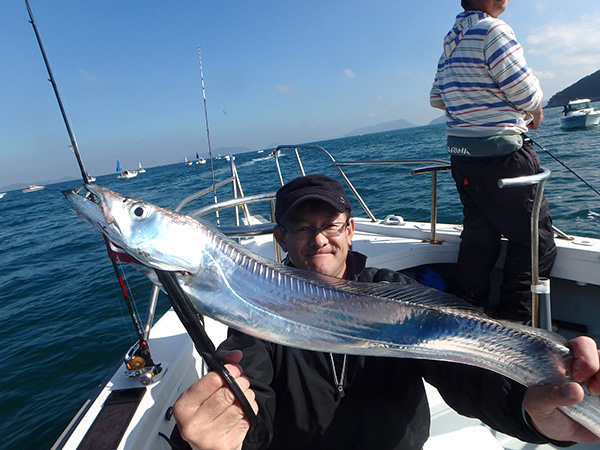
[525, 134, 600, 198]
[115, 258, 144, 330]
[198, 46, 221, 225]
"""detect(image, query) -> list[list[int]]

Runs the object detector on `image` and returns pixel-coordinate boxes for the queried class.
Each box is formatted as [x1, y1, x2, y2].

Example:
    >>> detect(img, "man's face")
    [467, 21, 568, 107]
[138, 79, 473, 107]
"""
[275, 200, 354, 279]
[469, 0, 508, 17]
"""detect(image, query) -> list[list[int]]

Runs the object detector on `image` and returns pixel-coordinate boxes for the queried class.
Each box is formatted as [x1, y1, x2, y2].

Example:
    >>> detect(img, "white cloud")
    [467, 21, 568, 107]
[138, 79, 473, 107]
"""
[79, 69, 98, 83]
[532, 71, 556, 80]
[526, 14, 600, 69]
[274, 84, 298, 94]
[343, 69, 356, 79]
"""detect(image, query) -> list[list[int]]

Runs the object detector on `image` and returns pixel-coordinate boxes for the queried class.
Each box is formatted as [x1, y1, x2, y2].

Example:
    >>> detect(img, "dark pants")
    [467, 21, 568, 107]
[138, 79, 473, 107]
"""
[450, 138, 556, 321]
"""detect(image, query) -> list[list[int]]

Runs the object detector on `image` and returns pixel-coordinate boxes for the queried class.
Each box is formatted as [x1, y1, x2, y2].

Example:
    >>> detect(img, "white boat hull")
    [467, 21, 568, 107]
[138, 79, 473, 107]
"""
[117, 171, 138, 179]
[22, 184, 45, 193]
[561, 112, 600, 129]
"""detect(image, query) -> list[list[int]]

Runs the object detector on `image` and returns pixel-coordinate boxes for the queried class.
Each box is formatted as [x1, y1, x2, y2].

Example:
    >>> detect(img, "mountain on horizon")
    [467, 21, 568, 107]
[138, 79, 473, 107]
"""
[545, 69, 600, 108]
[346, 119, 417, 137]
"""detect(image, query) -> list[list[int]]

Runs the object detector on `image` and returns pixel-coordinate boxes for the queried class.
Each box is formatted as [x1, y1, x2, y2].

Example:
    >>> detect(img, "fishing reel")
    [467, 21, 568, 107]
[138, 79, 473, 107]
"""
[124, 341, 162, 386]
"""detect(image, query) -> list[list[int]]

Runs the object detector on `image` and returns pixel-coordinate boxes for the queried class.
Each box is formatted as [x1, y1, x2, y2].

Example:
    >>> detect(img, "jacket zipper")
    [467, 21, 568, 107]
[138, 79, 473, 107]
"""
[329, 353, 347, 398]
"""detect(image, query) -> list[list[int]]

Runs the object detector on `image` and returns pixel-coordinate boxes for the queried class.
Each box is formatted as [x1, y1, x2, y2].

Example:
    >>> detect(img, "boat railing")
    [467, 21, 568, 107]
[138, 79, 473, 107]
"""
[498, 167, 552, 330]
[409, 164, 453, 244]
[271, 145, 451, 243]
[174, 145, 453, 245]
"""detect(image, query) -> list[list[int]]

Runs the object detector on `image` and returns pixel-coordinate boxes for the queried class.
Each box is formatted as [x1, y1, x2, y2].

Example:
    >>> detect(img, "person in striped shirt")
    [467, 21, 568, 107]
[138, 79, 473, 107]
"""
[430, 0, 556, 322]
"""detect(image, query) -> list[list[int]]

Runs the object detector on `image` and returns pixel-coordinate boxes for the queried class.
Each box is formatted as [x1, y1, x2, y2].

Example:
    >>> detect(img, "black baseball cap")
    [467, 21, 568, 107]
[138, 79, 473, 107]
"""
[275, 174, 351, 225]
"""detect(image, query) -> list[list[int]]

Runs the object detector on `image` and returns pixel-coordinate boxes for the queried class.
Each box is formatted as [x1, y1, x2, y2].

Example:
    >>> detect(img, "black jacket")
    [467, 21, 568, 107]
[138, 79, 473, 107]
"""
[172, 252, 566, 450]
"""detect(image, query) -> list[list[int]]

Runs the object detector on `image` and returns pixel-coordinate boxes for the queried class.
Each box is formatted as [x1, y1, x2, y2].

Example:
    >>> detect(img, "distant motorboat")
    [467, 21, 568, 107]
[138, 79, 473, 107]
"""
[86, 174, 96, 182]
[0, 192, 6, 199]
[22, 184, 45, 193]
[561, 99, 600, 130]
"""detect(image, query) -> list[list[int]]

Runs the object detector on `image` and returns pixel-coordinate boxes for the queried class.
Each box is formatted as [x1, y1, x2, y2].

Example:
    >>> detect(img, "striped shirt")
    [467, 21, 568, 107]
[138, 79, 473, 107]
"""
[430, 11, 542, 137]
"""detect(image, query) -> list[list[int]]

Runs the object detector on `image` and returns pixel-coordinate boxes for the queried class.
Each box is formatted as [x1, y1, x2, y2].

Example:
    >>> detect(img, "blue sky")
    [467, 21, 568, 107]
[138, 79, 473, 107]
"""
[2, 0, 600, 188]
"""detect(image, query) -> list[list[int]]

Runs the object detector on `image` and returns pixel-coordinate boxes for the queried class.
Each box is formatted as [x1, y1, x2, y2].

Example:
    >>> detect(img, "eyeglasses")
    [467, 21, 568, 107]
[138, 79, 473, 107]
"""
[280, 221, 350, 239]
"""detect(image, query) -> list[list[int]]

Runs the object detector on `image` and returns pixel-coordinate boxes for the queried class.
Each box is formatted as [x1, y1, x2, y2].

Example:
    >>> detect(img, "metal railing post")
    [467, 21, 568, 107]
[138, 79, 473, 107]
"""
[498, 167, 552, 329]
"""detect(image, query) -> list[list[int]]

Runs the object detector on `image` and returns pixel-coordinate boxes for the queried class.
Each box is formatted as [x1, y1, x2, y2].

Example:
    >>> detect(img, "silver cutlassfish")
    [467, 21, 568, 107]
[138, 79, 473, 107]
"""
[63, 184, 600, 437]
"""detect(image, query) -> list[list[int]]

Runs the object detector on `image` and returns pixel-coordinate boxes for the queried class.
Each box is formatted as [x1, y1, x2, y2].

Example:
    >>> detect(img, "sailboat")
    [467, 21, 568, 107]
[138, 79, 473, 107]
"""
[185, 156, 193, 166]
[138, 162, 146, 173]
[116, 160, 138, 179]
[195, 152, 206, 164]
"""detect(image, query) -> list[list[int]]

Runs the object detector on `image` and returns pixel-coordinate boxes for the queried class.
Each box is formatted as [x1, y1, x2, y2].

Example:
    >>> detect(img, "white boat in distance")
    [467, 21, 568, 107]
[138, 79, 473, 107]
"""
[22, 184, 45, 193]
[116, 160, 138, 179]
[117, 170, 138, 179]
[55, 146, 600, 450]
[185, 157, 193, 166]
[138, 162, 146, 173]
[560, 98, 600, 129]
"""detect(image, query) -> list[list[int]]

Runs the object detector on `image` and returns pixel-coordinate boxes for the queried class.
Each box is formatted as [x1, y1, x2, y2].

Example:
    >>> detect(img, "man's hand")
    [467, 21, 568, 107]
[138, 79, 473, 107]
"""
[524, 336, 600, 443]
[173, 351, 258, 450]
[526, 104, 544, 130]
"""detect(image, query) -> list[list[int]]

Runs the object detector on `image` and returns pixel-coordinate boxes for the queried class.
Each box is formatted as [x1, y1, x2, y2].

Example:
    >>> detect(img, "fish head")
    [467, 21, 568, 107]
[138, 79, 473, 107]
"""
[63, 184, 206, 273]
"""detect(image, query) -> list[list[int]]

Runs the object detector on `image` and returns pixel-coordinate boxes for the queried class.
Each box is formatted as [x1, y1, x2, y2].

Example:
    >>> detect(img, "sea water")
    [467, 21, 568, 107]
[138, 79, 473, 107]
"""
[1, 106, 600, 449]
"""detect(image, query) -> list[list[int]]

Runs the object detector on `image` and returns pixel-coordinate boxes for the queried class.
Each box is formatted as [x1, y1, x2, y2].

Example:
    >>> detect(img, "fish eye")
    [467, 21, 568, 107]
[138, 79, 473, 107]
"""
[130, 202, 151, 221]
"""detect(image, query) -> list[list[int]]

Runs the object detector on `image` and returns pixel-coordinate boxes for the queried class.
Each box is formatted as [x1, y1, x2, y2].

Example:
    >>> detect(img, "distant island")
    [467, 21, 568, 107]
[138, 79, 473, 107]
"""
[545, 69, 600, 108]
[346, 119, 417, 137]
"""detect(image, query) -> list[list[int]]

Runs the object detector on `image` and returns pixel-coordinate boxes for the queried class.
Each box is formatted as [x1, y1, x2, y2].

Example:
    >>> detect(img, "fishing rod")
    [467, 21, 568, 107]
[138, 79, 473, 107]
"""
[525, 134, 600, 198]
[25, 0, 161, 381]
[198, 46, 221, 225]
[24, 0, 90, 185]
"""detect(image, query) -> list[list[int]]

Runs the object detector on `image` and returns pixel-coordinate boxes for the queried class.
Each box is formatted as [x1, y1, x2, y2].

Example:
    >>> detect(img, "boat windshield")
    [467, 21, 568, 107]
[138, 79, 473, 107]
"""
[568, 101, 592, 111]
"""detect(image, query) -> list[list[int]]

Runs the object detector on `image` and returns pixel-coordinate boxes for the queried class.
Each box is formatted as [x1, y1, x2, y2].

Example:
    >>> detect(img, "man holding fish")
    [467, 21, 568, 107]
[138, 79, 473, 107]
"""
[171, 175, 600, 450]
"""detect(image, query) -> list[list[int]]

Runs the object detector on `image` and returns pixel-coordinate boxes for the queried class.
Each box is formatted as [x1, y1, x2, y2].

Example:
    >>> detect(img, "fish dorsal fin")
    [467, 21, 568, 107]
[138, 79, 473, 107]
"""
[205, 225, 489, 319]
[289, 267, 491, 319]
[499, 320, 570, 348]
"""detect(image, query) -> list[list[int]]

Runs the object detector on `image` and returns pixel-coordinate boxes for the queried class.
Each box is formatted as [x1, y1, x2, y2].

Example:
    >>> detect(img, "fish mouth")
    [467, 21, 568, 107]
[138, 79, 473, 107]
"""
[62, 184, 121, 234]
[84, 184, 120, 228]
